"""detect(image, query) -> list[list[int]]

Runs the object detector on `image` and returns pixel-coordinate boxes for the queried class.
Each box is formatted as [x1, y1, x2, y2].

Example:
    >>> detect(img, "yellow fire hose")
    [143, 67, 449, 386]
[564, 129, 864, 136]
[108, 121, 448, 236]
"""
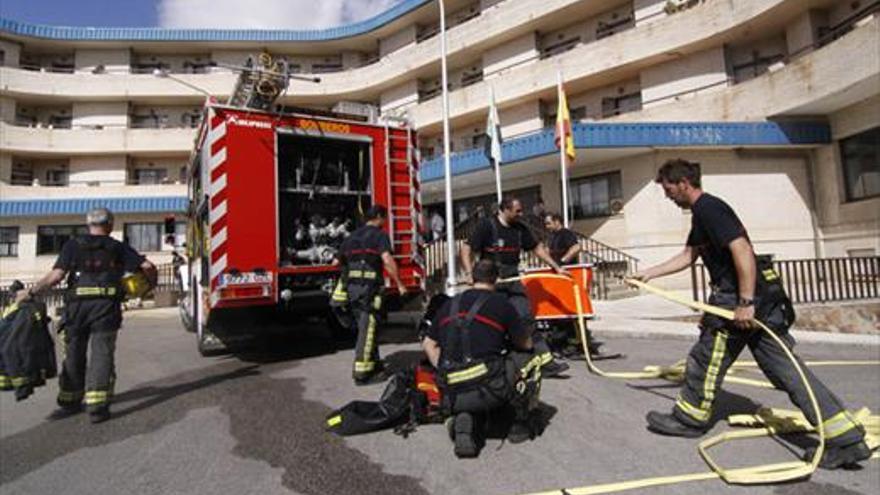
[505, 273, 879, 494]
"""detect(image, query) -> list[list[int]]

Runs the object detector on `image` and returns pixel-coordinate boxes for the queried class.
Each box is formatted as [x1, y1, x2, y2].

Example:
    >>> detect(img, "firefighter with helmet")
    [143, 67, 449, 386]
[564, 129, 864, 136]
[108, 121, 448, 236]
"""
[15, 207, 157, 423]
[331, 205, 407, 386]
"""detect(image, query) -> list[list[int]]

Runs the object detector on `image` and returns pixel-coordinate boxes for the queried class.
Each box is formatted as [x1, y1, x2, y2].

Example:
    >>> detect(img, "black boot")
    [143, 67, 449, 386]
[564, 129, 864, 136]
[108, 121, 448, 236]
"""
[89, 407, 111, 424]
[646, 411, 708, 438]
[47, 404, 83, 420]
[541, 360, 570, 378]
[453, 412, 478, 458]
[805, 440, 873, 470]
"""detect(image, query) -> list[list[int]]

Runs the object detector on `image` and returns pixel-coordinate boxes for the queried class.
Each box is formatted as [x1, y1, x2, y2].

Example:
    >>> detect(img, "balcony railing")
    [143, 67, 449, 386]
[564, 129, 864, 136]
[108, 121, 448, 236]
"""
[691, 256, 880, 304]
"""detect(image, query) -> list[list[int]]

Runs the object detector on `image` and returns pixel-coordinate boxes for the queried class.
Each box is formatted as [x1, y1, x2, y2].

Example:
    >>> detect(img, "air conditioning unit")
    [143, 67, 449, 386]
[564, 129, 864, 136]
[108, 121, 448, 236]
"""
[610, 199, 624, 214]
[332, 101, 379, 123]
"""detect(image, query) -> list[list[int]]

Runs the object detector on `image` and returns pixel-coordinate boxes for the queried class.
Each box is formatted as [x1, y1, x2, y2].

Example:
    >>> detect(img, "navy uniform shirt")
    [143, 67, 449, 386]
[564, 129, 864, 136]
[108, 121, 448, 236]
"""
[54, 235, 146, 275]
[467, 217, 537, 274]
[686, 193, 750, 291]
[339, 224, 392, 274]
[427, 289, 528, 365]
[548, 227, 579, 265]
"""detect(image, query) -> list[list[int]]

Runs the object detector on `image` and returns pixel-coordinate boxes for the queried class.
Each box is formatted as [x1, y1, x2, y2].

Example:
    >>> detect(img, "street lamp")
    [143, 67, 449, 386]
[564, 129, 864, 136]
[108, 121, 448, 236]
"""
[439, 0, 457, 295]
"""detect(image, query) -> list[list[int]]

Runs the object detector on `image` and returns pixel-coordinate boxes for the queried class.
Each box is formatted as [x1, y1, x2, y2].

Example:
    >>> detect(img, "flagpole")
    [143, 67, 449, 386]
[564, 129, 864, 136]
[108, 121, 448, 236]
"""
[490, 86, 502, 203]
[557, 70, 571, 228]
[439, 0, 457, 294]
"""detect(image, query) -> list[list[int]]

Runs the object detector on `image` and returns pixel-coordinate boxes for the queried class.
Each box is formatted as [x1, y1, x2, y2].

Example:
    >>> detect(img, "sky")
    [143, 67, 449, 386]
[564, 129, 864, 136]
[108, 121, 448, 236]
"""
[0, 0, 404, 29]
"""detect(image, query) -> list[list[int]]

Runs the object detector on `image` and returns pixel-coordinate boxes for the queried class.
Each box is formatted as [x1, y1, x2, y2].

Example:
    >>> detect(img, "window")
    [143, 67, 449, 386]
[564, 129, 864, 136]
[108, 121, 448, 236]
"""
[45, 169, 69, 187]
[124, 223, 162, 252]
[841, 127, 880, 201]
[10, 166, 33, 186]
[0, 227, 19, 257]
[543, 106, 587, 128]
[569, 172, 622, 219]
[37, 225, 87, 255]
[134, 168, 168, 185]
[601, 93, 642, 118]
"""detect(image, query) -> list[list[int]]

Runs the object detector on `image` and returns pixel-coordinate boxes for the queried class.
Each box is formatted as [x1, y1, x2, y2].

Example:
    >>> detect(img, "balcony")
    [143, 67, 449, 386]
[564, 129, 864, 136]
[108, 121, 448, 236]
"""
[0, 182, 186, 202]
[408, 0, 816, 131]
[0, 123, 196, 155]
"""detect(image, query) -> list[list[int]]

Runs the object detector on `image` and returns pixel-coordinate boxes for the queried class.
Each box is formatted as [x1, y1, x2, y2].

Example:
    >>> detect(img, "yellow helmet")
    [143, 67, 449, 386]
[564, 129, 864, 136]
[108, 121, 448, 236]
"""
[121, 272, 151, 299]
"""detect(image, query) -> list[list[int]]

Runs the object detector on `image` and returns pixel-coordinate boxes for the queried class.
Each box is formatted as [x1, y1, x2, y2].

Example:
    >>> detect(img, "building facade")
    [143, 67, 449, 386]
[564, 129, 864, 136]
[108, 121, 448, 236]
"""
[1, 0, 878, 287]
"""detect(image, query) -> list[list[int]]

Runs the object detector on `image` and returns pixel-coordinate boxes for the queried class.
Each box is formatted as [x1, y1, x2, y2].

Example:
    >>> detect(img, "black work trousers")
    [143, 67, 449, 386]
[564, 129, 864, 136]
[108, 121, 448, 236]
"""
[347, 281, 384, 380]
[496, 280, 554, 368]
[57, 299, 122, 412]
[447, 351, 543, 422]
[673, 292, 865, 447]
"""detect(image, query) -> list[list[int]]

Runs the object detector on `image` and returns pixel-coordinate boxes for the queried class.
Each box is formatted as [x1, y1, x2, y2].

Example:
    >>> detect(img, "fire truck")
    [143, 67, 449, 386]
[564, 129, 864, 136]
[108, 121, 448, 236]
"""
[178, 53, 423, 355]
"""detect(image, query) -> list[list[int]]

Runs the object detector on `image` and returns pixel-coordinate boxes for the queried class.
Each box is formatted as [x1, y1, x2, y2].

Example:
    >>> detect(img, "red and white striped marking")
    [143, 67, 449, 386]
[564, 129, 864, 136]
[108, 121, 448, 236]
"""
[207, 109, 229, 296]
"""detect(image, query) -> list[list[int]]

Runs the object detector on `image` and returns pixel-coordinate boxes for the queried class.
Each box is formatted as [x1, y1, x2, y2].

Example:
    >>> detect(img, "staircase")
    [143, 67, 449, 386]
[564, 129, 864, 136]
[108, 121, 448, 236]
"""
[422, 215, 640, 300]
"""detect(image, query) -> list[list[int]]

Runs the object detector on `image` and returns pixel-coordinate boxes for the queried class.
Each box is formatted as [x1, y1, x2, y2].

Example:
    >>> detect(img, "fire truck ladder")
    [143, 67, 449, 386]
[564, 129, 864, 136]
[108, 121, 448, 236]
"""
[384, 122, 422, 288]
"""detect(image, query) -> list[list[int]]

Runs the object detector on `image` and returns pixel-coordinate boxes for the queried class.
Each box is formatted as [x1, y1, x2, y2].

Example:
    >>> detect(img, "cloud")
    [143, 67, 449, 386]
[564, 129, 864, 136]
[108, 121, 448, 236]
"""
[157, 0, 401, 30]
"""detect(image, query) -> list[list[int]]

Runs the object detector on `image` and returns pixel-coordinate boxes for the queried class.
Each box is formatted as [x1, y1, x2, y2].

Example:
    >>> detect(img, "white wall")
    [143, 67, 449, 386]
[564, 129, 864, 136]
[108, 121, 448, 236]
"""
[68, 155, 127, 186]
[380, 80, 419, 114]
[379, 25, 417, 57]
[482, 32, 538, 79]
[786, 9, 827, 56]
[74, 48, 131, 74]
[632, 0, 667, 26]
[640, 47, 728, 108]
[71, 102, 128, 128]
[499, 100, 543, 137]
[0, 39, 21, 67]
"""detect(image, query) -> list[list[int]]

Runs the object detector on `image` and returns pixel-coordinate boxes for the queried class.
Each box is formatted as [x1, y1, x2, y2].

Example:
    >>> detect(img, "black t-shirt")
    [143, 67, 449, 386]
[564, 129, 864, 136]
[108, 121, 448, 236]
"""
[53, 235, 146, 274]
[467, 217, 537, 271]
[339, 224, 392, 273]
[686, 193, 749, 290]
[548, 228, 579, 264]
[427, 289, 528, 365]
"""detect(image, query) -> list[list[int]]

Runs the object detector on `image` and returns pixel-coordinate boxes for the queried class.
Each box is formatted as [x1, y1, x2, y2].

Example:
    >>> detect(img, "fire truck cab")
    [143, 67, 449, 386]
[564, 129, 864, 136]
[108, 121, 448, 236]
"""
[180, 103, 423, 355]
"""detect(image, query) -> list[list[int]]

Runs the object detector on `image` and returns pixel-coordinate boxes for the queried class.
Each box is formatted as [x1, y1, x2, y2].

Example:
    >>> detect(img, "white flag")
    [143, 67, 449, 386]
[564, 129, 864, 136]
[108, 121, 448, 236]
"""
[486, 87, 503, 201]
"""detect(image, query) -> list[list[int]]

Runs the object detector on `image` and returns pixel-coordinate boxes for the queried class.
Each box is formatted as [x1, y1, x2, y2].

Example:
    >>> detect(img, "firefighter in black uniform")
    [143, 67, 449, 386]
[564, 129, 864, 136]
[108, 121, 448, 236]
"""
[544, 213, 580, 266]
[633, 159, 871, 469]
[422, 259, 543, 458]
[332, 205, 407, 386]
[460, 197, 569, 377]
[16, 207, 156, 423]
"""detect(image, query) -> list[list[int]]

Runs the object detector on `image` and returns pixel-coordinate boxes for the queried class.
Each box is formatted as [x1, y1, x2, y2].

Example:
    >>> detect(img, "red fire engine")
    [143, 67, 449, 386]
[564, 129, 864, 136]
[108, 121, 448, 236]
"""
[178, 54, 422, 355]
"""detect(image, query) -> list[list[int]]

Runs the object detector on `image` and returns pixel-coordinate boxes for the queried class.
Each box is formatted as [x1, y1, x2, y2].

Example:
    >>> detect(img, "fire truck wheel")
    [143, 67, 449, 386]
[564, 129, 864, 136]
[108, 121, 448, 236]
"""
[197, 329, 228, 357]
[179, 297, 195, 333]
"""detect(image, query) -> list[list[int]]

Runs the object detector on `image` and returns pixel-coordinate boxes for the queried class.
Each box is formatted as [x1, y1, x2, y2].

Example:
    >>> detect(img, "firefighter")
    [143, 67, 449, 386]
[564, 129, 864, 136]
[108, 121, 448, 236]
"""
[332, 205, 407, 386]
[422, 259, 543, 458]
[15, 207, 157, 423]
[633, 159, 871, 469]
[542, 213, 612, 360]
[460, 197, 569, 377]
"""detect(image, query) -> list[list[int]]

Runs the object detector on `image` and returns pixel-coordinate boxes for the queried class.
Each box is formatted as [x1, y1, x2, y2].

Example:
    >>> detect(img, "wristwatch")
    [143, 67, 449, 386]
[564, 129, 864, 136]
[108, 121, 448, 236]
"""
[737, 297, 754, 307]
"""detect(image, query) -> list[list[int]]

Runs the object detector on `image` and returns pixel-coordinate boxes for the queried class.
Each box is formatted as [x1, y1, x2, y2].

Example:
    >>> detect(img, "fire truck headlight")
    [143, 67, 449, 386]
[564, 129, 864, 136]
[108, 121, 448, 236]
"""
[280, 289, 293, 301]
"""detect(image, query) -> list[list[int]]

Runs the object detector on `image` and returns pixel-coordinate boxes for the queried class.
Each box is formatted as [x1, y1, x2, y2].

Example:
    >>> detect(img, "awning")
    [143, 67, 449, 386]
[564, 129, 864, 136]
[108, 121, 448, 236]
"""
[0, 196, 188, 218]
[420, 121, 831, 182]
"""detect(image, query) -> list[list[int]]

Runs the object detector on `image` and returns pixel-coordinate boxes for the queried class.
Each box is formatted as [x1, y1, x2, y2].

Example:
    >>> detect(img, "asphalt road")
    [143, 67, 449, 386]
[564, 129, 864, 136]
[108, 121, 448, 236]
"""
[1, 308, 878, 495]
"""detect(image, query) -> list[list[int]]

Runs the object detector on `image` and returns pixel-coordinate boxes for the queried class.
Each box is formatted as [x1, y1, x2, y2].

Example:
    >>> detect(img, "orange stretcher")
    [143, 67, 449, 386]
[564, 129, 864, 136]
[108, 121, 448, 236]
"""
[520, 263, 595, 320]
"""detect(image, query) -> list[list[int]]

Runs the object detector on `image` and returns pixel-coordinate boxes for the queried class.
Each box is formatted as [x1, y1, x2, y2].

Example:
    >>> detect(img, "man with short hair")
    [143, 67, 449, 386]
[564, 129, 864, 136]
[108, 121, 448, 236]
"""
[633, 158, 871, 469]
[16, 207, 156, 423]
[422, 259, 542, 458]
[543, 213, 580, 266]
[333, 205, 407, 385]
[460, 197, 570, 377]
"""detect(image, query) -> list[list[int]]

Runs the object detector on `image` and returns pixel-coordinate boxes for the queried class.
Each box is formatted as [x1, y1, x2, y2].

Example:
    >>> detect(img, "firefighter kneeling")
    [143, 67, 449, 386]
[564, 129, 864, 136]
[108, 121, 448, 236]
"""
[421, 259, 542, 458]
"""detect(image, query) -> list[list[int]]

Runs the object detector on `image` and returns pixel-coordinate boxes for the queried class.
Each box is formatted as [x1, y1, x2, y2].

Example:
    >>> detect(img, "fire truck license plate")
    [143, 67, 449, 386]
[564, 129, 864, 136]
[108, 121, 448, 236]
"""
[221, 273, 273, 286]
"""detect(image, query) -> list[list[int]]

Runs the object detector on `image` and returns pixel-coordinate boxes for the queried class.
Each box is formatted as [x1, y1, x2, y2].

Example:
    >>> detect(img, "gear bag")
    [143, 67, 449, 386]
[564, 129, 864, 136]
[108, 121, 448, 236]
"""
[325, 363, 444, 437]
[0, 300, 57, 401]
[755, 256, 796, 332]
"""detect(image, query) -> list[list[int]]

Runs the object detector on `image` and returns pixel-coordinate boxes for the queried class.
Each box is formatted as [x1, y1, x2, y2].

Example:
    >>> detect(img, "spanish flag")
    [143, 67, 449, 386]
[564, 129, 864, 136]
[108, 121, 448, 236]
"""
[555, 76, 576, 167]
